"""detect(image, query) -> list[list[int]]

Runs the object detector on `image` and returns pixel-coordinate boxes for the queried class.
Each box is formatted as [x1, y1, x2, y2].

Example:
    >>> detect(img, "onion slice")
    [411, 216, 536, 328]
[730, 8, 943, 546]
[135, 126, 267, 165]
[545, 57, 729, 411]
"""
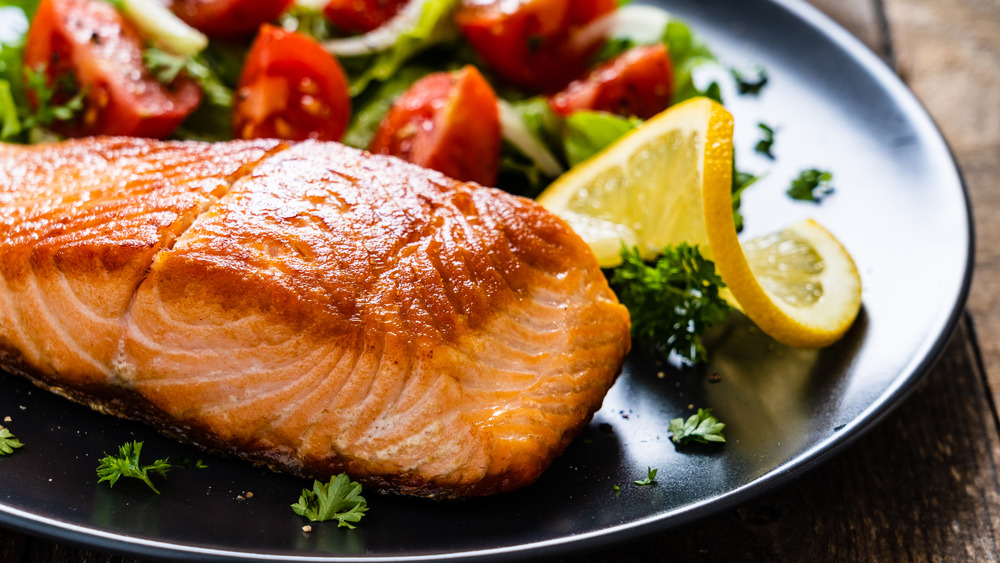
[497, 100, 565, 179]
[321, 0, 429, 56]
[571, 4, 671, 54]
[120, 0, 208, 56]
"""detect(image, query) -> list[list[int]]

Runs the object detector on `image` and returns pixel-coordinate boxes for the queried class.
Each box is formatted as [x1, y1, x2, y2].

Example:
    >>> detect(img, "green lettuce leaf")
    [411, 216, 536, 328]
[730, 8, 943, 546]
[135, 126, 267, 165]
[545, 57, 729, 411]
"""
[343, 0, 460, 97]
[562, 110, 640, 167]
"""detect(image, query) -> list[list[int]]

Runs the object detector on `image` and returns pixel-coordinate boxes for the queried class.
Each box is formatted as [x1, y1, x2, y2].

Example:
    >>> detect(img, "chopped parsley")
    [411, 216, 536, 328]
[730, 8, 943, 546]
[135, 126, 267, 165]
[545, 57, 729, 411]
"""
[610, 244, 733, 364]
[96, 441, 173, 494]
[730, 64, 768, 95]
[754, 122, 776, 159]
[788, 168, 834, 202]
[0, 426, 23, 455]
[291, 473, 369, 529]
[669, 408, 726, 446]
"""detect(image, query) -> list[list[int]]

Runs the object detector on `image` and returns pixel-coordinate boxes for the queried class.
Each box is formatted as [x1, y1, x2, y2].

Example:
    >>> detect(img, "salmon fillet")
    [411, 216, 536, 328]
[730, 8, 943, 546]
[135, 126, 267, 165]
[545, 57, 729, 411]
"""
[0, 137, 630, 498]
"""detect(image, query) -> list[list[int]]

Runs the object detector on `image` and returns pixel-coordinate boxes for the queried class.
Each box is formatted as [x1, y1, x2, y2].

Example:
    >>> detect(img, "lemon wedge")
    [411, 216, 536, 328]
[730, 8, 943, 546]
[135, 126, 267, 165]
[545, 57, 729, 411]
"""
[538, 97, 862, 348]
[537, 96, 732, 268]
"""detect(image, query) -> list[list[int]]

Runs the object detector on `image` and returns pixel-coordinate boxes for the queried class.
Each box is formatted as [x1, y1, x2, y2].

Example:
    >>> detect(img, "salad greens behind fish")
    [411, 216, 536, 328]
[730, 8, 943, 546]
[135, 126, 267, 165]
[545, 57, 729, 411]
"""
[0, 0, 753, 364]
[0, 0, 721, 197]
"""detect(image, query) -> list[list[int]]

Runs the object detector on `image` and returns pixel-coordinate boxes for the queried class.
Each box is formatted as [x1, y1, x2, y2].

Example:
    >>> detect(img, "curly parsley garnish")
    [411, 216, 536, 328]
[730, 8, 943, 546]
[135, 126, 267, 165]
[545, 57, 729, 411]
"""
[669, 408, 726, 446]
[611, 244, 733, 364]
[634, 467, 658, 486]
[291, 473, 369, 529]
[0, 426, 23, 455]
[788, 168, 834, 202]
[96, 441, 173, 494]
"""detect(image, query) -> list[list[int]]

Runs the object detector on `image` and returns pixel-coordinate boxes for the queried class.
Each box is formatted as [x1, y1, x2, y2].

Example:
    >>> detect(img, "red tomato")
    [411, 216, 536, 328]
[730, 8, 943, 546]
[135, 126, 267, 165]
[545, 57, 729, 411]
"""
[23, 0, 202, 138]
[549, 44, 674, 119]
[323, 0, 407, 34]
[454, 0, 616, 92]
[370, 65, 500, 186]
[171, 0, 294, 37]
[234, 25, 351, 141]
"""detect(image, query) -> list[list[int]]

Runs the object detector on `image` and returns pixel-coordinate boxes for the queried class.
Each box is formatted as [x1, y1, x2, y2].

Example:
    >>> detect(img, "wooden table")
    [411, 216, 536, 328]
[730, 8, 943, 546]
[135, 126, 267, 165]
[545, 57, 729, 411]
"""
[3, 0, 998, 560]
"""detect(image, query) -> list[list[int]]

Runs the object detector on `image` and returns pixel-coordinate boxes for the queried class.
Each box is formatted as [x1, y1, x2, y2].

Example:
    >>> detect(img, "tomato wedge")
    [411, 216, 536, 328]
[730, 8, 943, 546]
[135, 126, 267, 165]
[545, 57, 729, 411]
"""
[454, 0, 616, 92]
[171, 0, 294, 37]
[233, 24, 351, 141]
[549, 44, 674, 119]
[23, 0, 202, 138]
[323, 0, 407, 34]
[370, 65, 500, 186]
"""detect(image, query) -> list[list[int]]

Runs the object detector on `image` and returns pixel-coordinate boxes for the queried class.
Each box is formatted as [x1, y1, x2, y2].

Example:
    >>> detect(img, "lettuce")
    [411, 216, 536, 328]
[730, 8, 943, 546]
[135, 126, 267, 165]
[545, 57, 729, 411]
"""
[342, 0, 460, 97]
[562, 111, 640, 167]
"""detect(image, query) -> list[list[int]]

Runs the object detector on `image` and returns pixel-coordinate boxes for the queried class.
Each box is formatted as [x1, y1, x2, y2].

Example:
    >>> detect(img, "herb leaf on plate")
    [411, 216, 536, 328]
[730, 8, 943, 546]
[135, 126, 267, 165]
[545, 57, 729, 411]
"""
[0, 426, 23, 455]
[292, 473, 369, 528]
[669, 408, 726, 445]
[96, 441, 173, 494]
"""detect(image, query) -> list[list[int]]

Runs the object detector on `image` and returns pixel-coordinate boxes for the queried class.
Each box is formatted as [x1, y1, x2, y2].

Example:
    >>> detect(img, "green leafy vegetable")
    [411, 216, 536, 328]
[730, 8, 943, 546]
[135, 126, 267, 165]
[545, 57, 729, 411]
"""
[730, 64, 768, 95]
[562, 110, 640, 167]
[663, 19, 717, 105]
[291, 473, 369, 529]
[0, 426, 23, 455]
[669, 408, 726, 445]
[610, 244, 733, 364]
[754, 122, 775, 159]
[279, 4, 335, 41]
[342, 63, 432, 149]
[634, 467, 658, 486]
[731, 162, 759, 233]
[342, 0, 461, 97]
[143, 47, 233, 107]
[22, 66, 87, 128]
[788, 168, 834, 202]
[96, 441, 173, 494]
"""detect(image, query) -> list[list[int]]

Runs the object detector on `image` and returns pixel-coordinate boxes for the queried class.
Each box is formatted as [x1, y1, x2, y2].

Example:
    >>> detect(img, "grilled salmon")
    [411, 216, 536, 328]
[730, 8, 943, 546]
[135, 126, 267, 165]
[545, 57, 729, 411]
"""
[0, 137, 630, 498]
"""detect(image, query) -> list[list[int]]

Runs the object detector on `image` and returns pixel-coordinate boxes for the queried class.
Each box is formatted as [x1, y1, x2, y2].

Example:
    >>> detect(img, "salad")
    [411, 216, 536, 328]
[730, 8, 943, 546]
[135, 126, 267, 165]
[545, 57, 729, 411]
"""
[0, 0, 719, 192]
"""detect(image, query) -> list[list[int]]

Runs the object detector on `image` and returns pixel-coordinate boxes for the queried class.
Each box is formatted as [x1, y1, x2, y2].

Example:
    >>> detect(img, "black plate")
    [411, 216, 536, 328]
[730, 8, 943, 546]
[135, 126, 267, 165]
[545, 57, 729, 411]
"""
[0, 0, 973, 560]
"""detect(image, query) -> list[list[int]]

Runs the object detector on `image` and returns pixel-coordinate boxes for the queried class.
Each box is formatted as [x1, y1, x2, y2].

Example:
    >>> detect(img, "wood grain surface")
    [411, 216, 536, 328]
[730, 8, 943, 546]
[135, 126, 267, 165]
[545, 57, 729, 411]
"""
[2, 0, 998, 561]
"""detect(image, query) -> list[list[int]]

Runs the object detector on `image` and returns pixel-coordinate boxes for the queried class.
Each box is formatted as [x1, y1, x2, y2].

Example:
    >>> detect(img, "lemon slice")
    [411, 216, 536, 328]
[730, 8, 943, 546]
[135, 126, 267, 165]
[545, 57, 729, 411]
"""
[538, 97, 862, 348]
[724, 219, 862, 348]
[537, 97, 732, 268]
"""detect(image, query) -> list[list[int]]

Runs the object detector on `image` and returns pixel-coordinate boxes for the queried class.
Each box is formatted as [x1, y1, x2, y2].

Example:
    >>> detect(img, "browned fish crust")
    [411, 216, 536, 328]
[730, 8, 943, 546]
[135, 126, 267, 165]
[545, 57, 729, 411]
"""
[0, 137, 630, 498]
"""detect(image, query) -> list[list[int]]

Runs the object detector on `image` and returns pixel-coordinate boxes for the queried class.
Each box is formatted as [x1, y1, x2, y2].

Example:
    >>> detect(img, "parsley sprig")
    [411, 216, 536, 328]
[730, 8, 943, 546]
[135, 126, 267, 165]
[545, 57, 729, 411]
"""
[634, 467, 658, 486]
[611, 244, 733, 364]
[292, 473, 369, 529]
[0, 426, 23, 455]
[669, 408, 726, 446]
[96, 441, 173, 494]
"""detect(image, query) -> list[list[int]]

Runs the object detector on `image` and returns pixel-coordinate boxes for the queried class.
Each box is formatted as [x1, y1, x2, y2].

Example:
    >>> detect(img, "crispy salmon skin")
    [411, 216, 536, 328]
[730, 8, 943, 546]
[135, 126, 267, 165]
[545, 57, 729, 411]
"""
[0, 137, 630, 498]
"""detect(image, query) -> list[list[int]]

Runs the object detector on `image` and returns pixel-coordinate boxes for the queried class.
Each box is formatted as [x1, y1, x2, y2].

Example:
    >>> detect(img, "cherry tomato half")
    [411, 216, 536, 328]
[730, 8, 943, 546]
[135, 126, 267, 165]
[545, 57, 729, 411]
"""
[549, 44, 674, 119]
[23, 0, 202, 138]
[370, 65, 501, 186]
[454, 0, 616, 92]
[233, 24, 351, 141]
[171, 0, 294, 37]
[323, 0, 408, 34]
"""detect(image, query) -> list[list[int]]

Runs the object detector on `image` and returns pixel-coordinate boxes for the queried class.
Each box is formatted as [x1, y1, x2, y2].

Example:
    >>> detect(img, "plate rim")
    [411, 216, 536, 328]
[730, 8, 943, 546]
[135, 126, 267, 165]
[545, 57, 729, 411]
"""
[0, 0, 976, 560]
